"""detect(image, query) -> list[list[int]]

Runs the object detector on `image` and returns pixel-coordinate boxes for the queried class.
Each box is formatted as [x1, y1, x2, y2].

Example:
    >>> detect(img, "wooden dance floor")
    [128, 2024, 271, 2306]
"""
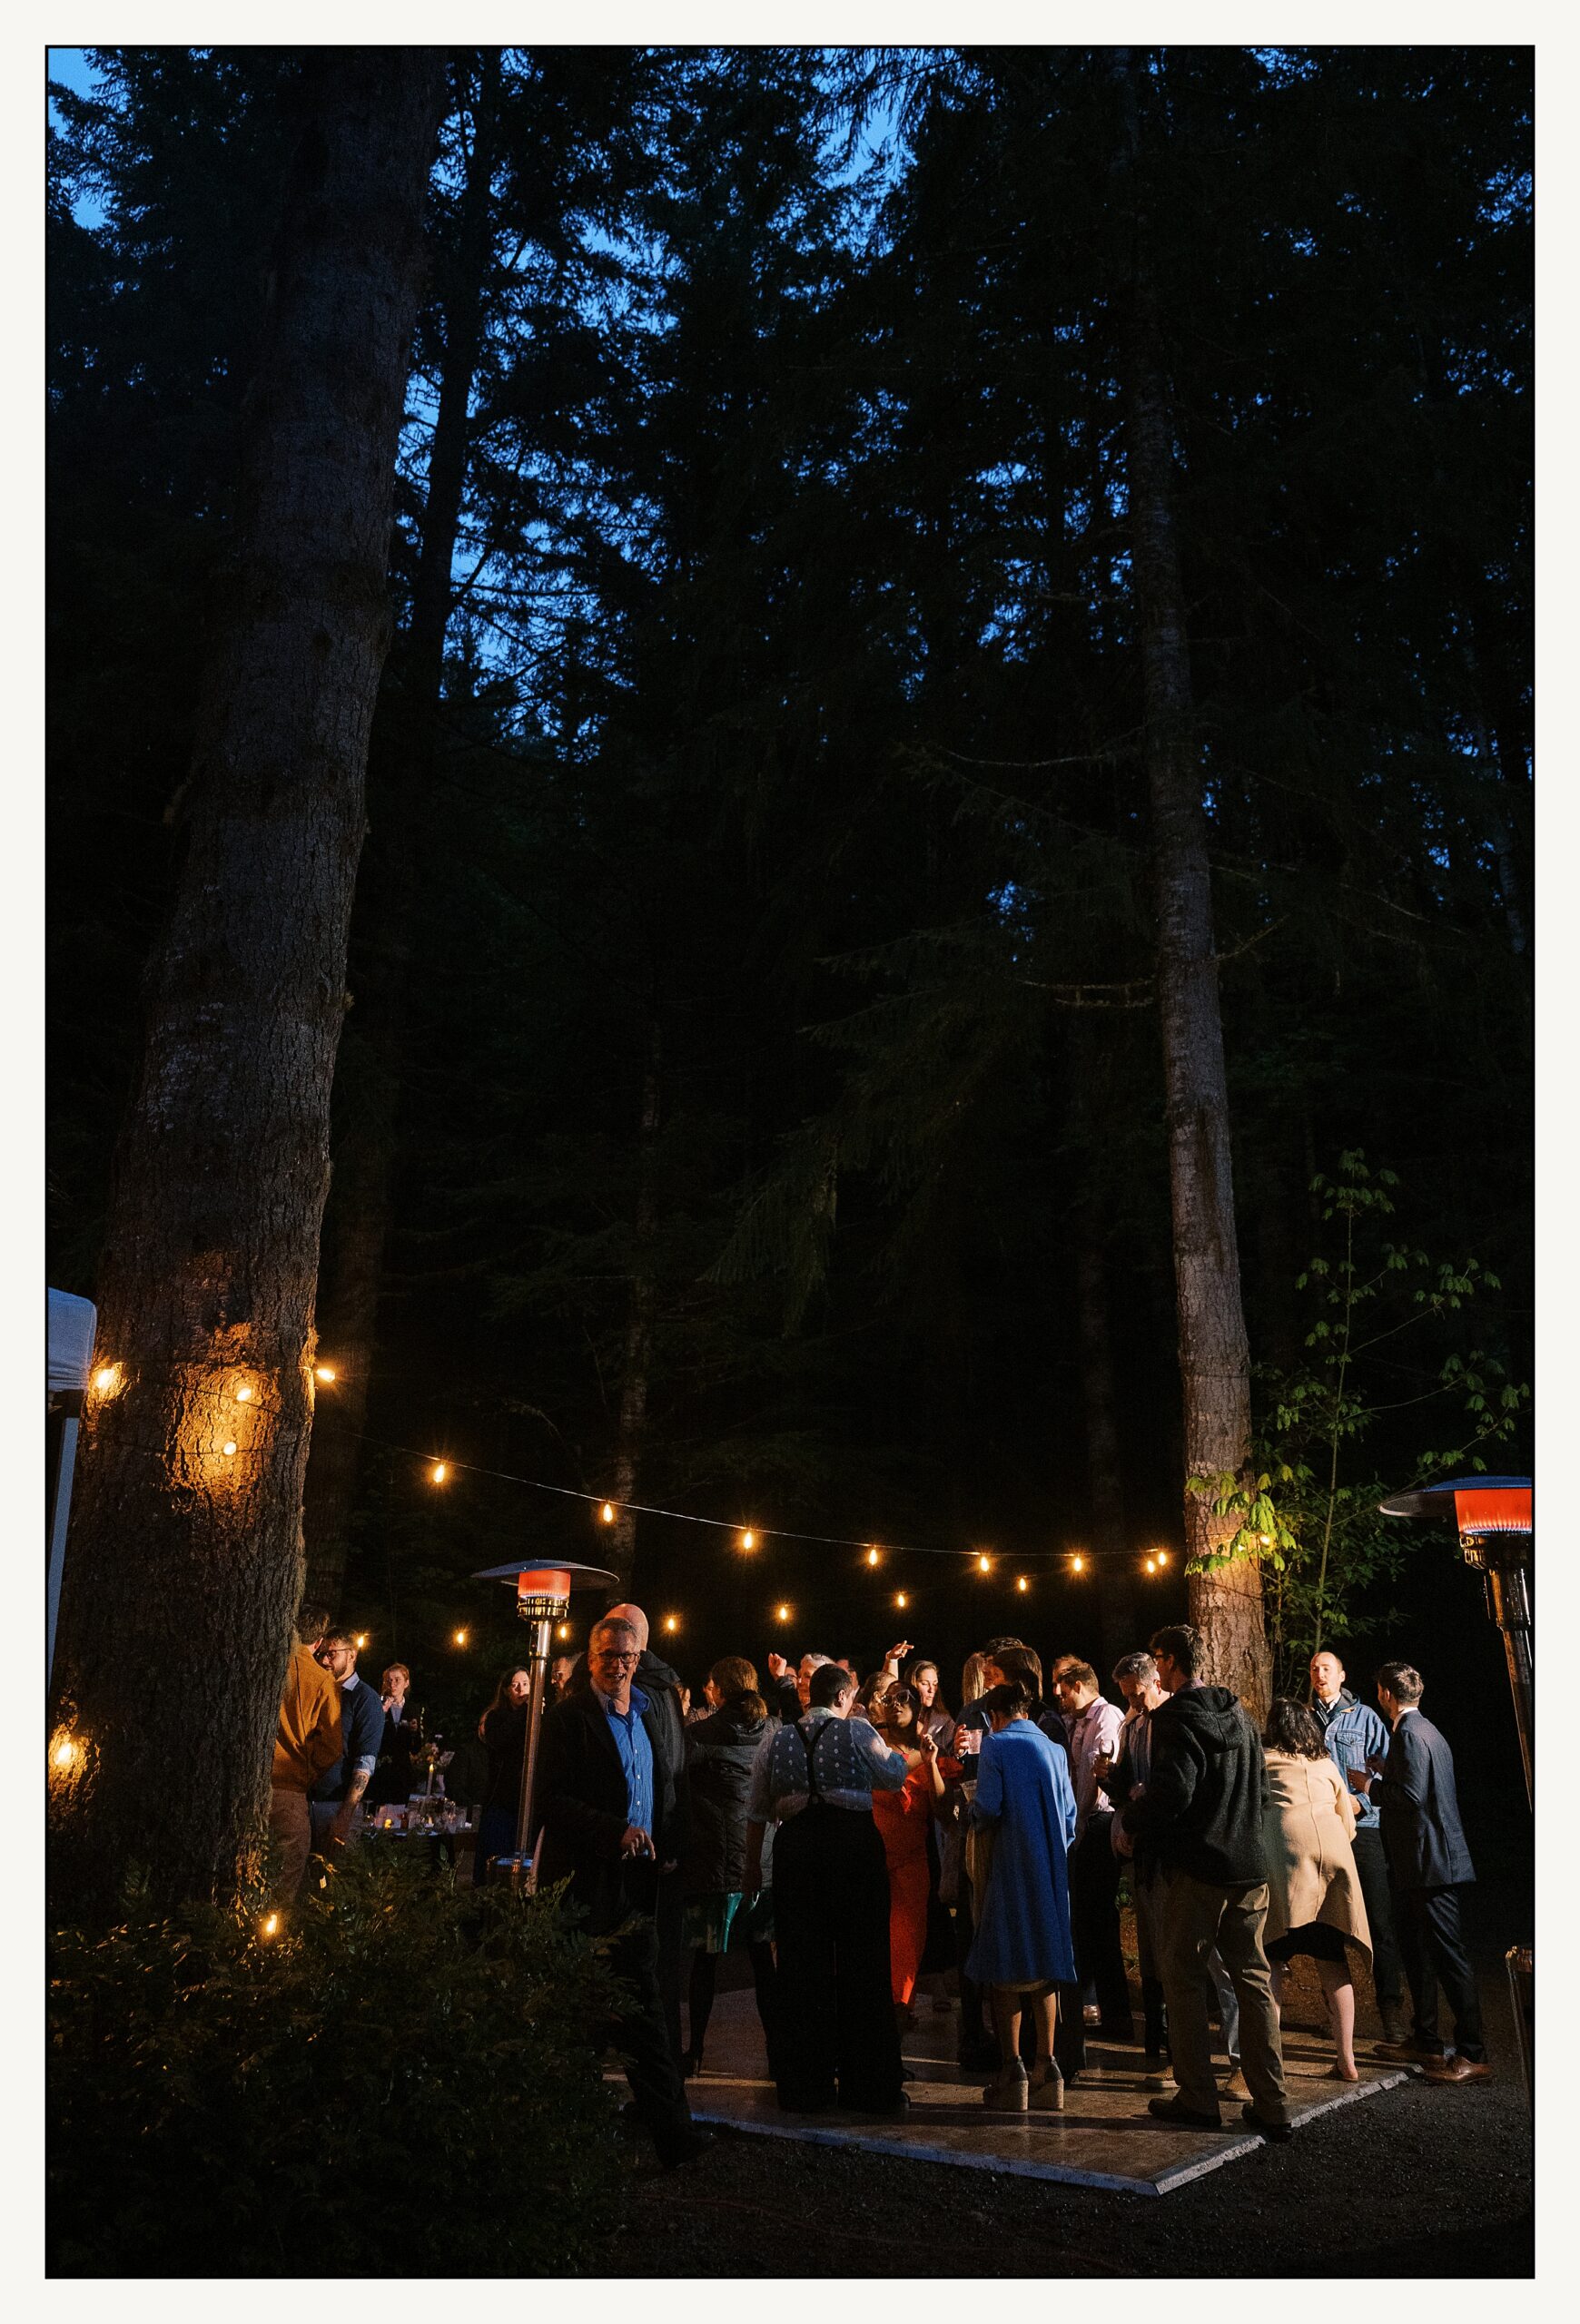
[672, 1989, 1408, 2196]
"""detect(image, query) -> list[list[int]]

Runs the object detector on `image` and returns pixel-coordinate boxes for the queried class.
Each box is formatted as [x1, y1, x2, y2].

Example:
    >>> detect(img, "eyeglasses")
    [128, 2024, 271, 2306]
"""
[592, 1649, 639, 1666]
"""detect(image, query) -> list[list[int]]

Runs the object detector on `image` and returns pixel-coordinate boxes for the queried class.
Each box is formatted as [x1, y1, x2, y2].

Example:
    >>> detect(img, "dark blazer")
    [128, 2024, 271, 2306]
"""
[535, 1686, 684, 1935]
[1375, 1710, 1476, 1891]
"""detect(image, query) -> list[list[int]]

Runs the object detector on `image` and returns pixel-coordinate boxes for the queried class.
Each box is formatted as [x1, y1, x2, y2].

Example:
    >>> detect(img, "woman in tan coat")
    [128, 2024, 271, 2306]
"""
[1262, 1698, 1373, 2081]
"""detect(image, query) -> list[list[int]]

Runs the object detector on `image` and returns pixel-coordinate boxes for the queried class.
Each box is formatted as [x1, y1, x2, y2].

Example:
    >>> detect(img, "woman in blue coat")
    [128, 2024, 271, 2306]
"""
[966, 1679, 1078, 2112]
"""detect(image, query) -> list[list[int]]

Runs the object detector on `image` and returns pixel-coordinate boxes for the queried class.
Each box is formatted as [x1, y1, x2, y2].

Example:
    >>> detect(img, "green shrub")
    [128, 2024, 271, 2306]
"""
[49, 1851, 629, 2276]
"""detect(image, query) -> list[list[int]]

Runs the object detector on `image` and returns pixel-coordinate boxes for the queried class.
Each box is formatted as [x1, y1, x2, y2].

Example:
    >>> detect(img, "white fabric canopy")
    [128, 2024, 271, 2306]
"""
[48, 1287, 97, 1398]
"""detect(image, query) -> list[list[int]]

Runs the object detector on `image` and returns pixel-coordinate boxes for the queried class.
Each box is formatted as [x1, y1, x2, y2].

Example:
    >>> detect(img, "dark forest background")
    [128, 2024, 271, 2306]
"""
[46, 47, 1531, 1850]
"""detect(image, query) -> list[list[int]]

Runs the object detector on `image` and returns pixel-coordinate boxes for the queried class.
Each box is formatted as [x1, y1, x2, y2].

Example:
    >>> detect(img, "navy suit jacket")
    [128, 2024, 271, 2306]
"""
[1376, 1709, 1476, 1891]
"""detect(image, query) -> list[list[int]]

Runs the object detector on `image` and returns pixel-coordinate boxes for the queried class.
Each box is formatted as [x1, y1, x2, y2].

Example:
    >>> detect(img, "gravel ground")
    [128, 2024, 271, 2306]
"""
[600, 1925, 1532, 2279]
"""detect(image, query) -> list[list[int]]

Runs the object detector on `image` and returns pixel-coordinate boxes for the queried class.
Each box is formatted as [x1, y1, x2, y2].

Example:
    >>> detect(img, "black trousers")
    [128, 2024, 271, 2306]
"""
[1351, 1825, 1407, 2014]
[1393, 1879, 1486, 2062]
[773, 1803, 903, 2111]
[1070, 1818, 1134, 2034]
[655, 1865, 686, 2071]
[603, 1910, 695, 2157]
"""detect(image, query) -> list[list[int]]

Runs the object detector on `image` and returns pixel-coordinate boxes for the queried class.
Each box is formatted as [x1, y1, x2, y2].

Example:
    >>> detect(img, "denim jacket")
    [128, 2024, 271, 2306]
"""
[1312, 1690, 1388, 1830]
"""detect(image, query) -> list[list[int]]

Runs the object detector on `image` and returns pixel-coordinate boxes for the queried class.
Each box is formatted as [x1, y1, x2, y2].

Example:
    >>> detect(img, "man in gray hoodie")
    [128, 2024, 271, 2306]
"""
[1120, 1623, 1291, 2140]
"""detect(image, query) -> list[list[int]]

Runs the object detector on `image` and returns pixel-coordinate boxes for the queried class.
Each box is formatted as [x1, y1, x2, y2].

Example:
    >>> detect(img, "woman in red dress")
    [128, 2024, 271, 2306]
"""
[871, 1685, 961, 2024]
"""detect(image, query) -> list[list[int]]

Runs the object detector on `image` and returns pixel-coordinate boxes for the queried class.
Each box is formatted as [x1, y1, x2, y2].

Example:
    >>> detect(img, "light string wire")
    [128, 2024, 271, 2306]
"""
[341, 1420, 1165, 1566]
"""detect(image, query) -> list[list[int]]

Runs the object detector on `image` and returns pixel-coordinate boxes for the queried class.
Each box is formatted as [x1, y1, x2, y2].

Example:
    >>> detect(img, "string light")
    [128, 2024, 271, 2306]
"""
[775, 1603, 791, 1623]
[1144, 1557, 1158, 1575]
[894, 1590, 908, 1610]
[51, 1736, 77, 1771]
[222, 1441, 238, 1457]
[314, 1365, 337, 1384]
[663, 1614, 680, 1634]
[354, 1632, 368, 1649]
[430, 1462, 449, 1485]
[977, 1553, 992, 1574]
[557, 1622, 571, 1640]
[1071, 1555, 1086, 1575]
[866, 1546, 881, 1567]
[601, 1502, 616, 1525]
[235, 1384, 253, 1403]
[261, 1913, 281, 1940]
[1016, 1576, 1030, 1594]
[1155, 1550, 1170, 1568]
[741, 1528, 756, 1551]
[94, 1364, 118, 1393]
[453, 1627, 469, 1647]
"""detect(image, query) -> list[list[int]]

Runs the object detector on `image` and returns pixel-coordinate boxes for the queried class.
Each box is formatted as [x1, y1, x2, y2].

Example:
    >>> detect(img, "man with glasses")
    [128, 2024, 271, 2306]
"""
[536, 1615, 710, 2168]
[308, 1629, 385, 1855]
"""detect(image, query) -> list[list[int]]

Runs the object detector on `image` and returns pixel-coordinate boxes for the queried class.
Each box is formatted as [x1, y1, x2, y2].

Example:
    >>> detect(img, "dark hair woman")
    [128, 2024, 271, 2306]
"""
[1261, 1696, 1372, 2081]
[966, 1679, 1077, 2112]
[904, 1656, 954, 1747]
[473, 1666, 534, 1884]
[680, 1657, 780, 2078]
[873, 1682, 963, 2029]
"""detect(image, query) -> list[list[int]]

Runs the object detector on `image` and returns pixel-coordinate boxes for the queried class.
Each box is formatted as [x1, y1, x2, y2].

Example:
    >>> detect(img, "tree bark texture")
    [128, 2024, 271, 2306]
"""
[49, 50, 447, 1919]
[1115, 55, 1269, 1718]
[608, 1021, 664, 1591]
[303, 54, 498, 1609]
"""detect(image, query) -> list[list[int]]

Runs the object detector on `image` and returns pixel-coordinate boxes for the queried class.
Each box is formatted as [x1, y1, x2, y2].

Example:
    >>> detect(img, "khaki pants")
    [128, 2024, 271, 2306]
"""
[267, 1785, 312, 1902]
[1155, 1867, 1288, 2122]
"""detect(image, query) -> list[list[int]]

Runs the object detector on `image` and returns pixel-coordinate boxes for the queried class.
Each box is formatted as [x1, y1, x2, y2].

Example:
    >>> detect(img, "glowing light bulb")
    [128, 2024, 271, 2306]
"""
[977, 1553, 991, 1574]
[222, 1441, 238, 1457]
[775, 1604, 790, 1623]
[601, 1502, 616, 1524]
[94, 1365, 118, 1393]
[453, 1627, 469, 1647]
[557, 1623, 570, 1640]
[664, 1615, 679, 1634]
[741, 1529, 756, 1551]
[895, 1591, 908, 1610]
[866, 1547, 880, 1567]
[262, 1913, 280, 1939]
[235, 1384, 253, 1403]
[52, 1738, 75, 1769]
[1145, 1558, 1158, 1575]
[1016, 1575, 1030, 1593]
[314, 1365, 337, 1384]
[1071, 1555, 1085, 1574]
[430, 1462, 449, 1485]
[354, 1632, 368, 1649]
[1156, 1550, 1170, 1568]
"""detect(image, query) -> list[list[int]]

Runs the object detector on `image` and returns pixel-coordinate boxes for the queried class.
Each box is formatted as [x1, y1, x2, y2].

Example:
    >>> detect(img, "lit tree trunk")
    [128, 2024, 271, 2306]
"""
[49, 50, 446, 1918]
[304, 52, 499, 1607]
[1115, 53, 1269, 1717]
[608, 1020, 663, 1590]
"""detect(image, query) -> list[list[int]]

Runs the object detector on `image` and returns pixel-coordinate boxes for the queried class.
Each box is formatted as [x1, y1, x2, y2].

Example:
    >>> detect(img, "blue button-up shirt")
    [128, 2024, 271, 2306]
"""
[594, 1682, 655, 1833]
[1311, 1689, 1388, 1829]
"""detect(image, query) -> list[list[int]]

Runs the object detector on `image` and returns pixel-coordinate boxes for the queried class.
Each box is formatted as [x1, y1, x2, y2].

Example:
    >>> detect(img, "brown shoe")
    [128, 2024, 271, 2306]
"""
[1221, 2069, 1252, 2102]
[1419, 2053, 1492, 2085]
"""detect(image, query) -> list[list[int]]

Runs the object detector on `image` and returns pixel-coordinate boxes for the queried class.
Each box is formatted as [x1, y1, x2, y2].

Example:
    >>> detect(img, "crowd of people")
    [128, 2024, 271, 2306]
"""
[267, 1597, 1492, 2172]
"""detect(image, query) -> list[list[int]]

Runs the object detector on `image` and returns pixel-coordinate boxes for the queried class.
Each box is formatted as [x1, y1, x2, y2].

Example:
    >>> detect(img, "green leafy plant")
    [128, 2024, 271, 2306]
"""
[49, 1850, 630, 2278]
[1190, 1152, 1527, 1689]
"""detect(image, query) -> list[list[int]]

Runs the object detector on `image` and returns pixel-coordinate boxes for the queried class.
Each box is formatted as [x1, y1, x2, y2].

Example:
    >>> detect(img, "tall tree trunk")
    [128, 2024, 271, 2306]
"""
[608, 1020, 663, 1590]
[49, 50, 446, 1919]
[304, 52, 498, 1608]
[1074, 1236, 1137, 1677]
[1115, 54, 1269, 1717]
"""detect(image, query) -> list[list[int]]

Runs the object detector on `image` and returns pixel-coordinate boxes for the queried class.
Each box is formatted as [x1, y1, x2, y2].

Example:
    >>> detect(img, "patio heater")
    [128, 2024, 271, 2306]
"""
[1377, 1473, 1533, 2098]
[471, 1557, 617, 1887]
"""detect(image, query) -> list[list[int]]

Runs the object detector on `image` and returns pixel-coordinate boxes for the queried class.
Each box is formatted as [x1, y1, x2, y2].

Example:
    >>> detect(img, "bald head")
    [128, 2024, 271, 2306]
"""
[606, 1601, 649, 1651]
